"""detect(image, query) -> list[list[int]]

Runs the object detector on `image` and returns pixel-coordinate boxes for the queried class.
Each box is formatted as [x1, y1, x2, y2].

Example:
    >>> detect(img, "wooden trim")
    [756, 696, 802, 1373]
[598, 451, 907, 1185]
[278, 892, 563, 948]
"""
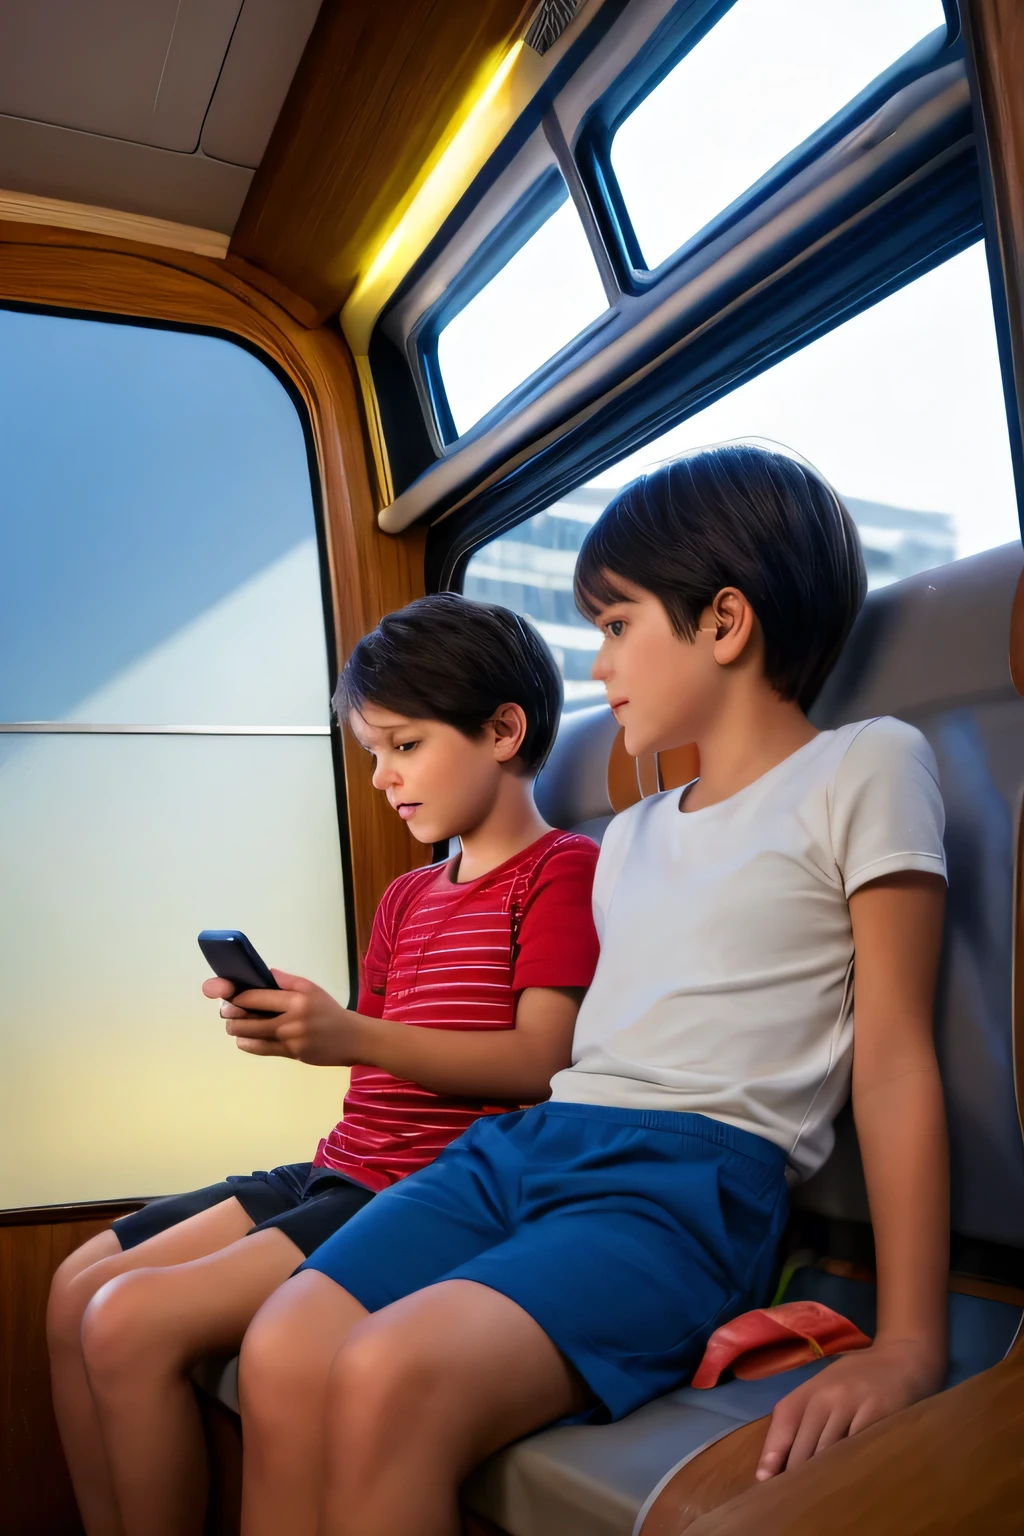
[1014, 756, 1024, 1163]
[645, 1340, 1024, 1535]
[0, 219, 428, 960]
[1010, 568, 1024, 695]
[0, 188, 230, 258]
[606, 726, 642, 814]
[639, 1418, 769, 1536]
[657, 744, 700, 793]
[229, 0, 538, 320]
[0, 1199, 149, 1228]
[962, 0, 1024, 498]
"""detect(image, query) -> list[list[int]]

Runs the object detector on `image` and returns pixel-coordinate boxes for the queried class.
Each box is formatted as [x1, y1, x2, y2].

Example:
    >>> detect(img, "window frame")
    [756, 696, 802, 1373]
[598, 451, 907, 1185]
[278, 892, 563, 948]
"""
[456, 231, 1017, 657]
[0, 297, 360, 1006]
[575, 0, 959, 289]
[370, 0, 971, 524]
[416, 167, 601, 446]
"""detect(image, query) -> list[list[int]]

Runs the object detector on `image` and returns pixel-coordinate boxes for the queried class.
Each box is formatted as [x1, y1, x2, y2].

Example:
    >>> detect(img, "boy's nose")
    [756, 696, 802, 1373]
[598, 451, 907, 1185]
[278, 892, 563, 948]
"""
[372, 761, 400, 791]
[592, 645, 611, 682]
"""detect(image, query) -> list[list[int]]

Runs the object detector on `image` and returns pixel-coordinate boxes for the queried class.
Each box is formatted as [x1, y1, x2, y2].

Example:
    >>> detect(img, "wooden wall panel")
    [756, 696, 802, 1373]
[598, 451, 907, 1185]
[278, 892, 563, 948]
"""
[964, 0, 1024, 486]
[0, 1205, 246, 1536]
[0, 219, 427, 961]
[0, 1216, 113, 1536]
[230, 0, 535, 320]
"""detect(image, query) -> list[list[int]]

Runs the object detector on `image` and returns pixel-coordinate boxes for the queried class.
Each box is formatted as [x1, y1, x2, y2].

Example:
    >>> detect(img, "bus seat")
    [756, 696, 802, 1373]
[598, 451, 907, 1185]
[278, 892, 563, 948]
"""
[533, 699, 621, 841]
[460, 541, 1024, 1536]
[533, 702, 699, 841]
[195, 545, 1024, 1535]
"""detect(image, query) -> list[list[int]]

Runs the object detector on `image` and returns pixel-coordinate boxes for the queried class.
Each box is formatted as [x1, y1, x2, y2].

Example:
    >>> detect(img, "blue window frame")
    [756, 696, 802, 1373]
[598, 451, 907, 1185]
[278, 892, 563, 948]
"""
[575, 0, 958, 290]
[419, 170, 610, 444]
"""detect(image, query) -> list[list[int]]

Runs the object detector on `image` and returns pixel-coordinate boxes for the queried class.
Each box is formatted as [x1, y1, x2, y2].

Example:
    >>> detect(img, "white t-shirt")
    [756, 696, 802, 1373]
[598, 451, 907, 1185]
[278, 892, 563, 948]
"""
[549, 717, 947, 1179]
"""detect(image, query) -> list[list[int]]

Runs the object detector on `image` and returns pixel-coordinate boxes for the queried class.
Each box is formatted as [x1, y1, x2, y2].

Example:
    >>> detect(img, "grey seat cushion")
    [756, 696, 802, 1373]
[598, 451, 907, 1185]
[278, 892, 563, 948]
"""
[195, 1270, 1021, 1536]
[462, 1268, 1022, 1536]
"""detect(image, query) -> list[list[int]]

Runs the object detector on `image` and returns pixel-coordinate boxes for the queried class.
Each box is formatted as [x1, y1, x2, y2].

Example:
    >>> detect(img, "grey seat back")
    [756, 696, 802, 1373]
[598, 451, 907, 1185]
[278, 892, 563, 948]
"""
[534, 700, 620, 843]
[802, 542, 1024, 1249]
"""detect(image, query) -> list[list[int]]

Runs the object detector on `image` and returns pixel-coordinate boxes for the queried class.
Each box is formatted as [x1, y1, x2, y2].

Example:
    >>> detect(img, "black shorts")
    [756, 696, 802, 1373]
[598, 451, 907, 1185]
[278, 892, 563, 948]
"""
[111, 1162, 375, 1259]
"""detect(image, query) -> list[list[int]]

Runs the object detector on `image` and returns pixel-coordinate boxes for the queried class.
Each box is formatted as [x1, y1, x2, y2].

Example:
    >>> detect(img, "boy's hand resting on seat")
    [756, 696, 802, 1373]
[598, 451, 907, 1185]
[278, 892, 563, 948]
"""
[755, 1334, 945, 1479]
[203, 971, 360, 1066]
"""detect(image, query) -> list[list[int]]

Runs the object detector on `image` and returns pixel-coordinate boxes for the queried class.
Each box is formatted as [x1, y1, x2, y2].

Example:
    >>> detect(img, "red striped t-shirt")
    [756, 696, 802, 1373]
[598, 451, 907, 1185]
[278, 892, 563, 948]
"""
[312, 830, 599, 1190]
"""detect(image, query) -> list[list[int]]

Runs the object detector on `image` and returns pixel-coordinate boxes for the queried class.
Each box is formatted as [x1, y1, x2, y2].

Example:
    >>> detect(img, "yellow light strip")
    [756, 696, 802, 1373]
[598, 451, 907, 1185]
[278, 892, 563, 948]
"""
[360, 42, 524, 296]
[341, 40, 545, 358]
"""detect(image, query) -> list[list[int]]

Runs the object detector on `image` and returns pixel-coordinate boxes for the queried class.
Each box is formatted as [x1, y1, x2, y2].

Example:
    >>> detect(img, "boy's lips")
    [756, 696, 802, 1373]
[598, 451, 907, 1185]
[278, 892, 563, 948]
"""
[396, 802, 422, 821]
[609, 698, 628, 712]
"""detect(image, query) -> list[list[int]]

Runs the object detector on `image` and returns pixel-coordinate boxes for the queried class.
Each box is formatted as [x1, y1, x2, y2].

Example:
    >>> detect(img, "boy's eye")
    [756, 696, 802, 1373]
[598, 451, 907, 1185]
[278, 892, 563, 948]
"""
[605, 619, 625, 638]
[395, 741, 418, 753]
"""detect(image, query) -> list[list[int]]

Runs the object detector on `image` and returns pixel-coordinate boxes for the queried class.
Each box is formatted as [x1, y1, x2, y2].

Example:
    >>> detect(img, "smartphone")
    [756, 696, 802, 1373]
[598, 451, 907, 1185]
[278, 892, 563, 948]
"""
[198, 930, 280, 1015]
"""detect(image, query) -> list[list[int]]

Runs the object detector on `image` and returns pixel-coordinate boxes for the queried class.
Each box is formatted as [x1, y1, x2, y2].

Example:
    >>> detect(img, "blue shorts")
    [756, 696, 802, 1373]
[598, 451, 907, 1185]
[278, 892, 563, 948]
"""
[300, 1102, 789, 1421]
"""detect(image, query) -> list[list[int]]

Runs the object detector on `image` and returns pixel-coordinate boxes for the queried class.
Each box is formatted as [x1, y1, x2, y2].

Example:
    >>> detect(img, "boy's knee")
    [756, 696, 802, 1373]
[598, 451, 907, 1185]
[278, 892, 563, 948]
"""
[47, 1246, 117, 1354]
[326, 1323, 432, 1444]
[238, 1299, 317, 1430]
[80, 1270, 165, 1388]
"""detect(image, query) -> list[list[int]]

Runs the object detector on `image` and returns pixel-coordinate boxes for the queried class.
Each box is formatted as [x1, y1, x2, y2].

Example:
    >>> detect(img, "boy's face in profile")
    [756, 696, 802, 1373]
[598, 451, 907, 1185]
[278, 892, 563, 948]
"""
[349, 702, 523, 846]
[590, 574, 735, 758]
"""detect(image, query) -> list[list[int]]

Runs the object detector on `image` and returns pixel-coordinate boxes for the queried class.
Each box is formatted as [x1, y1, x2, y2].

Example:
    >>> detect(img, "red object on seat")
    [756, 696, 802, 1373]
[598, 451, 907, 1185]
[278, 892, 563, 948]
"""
[691, 1301, 872, 1388]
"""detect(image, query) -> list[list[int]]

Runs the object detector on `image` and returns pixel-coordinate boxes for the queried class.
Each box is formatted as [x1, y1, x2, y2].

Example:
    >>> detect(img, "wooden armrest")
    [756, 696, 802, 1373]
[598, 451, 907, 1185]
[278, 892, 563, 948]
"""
[639, 1416, 769, 1534]
[641, 1333, 1024, 1536]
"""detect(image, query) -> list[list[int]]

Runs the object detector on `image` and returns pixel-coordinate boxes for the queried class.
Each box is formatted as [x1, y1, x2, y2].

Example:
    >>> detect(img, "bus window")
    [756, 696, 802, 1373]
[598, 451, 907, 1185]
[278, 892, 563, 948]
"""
[436, 179, 610, 438]
[0, 312, 350, 1209]
[610, 0, 948, 272]
[463, 239, 1019, 710]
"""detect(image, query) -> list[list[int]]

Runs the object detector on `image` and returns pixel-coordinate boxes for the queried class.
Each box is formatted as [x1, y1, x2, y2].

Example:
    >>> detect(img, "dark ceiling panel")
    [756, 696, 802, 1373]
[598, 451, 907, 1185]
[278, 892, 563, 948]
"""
[230, 0, 535, 320]
[0, 0, 241, 154]
[202, 0, 324, 170]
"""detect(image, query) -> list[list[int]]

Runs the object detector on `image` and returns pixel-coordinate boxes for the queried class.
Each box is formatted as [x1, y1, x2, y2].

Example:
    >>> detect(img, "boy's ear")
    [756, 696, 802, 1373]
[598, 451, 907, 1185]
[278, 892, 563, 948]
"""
[708, 588, 757, 666]
[490, 702, 528, 763]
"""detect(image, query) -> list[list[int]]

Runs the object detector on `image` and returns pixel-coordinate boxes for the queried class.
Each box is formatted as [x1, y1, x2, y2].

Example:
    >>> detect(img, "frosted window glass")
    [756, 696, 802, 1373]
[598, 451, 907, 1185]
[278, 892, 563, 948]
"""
[437, 188, 609, 437]
[465, 242, 1020, 709]
[0, 734, 350, 1207]
[611, 0, 948, 271]
[0, 310, 330, 724]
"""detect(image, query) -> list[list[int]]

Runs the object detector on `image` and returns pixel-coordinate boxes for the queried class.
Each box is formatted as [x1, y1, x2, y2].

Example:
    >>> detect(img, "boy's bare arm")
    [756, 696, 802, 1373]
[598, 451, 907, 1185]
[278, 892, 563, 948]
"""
[211, 973, 583, 1100]
[757, 869, 948, 1479]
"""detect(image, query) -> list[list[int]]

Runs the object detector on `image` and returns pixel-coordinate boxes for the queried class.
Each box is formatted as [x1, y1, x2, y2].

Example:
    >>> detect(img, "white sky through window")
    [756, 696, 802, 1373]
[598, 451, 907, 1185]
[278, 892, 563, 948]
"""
[438, 192, 609, 437]
[612, 0, 948, 270]
[592, 243, 1018, 560]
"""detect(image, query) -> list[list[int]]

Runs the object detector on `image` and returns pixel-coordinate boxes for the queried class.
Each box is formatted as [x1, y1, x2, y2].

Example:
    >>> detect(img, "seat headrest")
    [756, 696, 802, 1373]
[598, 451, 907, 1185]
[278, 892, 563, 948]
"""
[535, 703, 698, 840]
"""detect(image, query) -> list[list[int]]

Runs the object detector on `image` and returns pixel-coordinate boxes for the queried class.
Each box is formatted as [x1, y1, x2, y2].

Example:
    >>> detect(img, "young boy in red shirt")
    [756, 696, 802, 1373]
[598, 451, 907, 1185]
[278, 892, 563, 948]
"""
[47, 594, 599, 1536]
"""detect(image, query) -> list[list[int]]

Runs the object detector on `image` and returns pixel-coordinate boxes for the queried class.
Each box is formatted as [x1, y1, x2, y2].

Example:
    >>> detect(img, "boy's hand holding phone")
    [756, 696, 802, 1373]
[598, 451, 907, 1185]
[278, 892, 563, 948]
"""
[203, 971, 364, 1067]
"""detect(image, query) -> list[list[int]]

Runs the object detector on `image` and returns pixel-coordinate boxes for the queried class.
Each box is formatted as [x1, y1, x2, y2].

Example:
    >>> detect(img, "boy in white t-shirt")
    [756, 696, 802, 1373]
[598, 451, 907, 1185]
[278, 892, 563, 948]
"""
[234, 443, 949, 1536]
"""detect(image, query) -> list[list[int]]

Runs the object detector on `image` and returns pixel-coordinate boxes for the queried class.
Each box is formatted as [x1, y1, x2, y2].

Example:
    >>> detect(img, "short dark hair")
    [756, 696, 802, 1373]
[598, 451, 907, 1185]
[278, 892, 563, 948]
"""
[574, 443, 866, 709]
[334, 592, 562, 774]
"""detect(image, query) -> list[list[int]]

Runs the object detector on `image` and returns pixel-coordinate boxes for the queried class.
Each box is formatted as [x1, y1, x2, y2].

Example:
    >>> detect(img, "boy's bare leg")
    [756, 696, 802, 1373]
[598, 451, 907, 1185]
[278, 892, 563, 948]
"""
[238, 1272, 370, 1536]
[238, 1275, 588, 1536]
[81, 1226, 304, 1536]
[47, 1198, 254, 1536]
[322, 1279, 587, 1536]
